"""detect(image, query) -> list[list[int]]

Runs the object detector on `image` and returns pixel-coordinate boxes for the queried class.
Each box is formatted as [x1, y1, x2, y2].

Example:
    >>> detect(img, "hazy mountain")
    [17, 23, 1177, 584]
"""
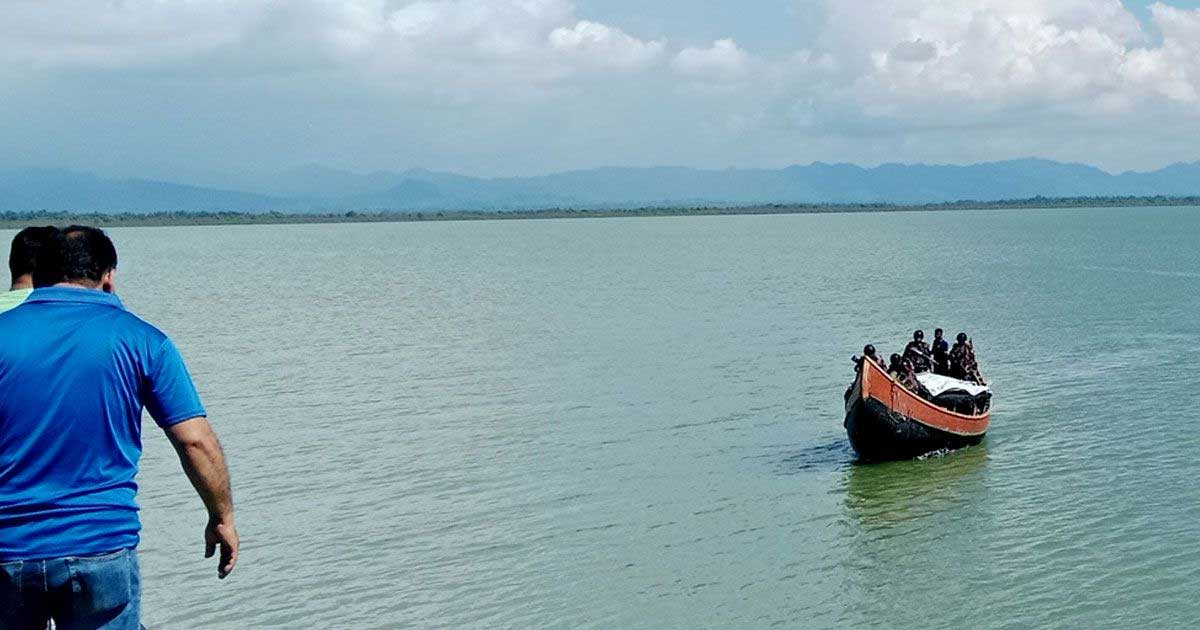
[3, 159, 1200, 213]
[255, 158, 1200, 209]
[0, 168, 285, 213]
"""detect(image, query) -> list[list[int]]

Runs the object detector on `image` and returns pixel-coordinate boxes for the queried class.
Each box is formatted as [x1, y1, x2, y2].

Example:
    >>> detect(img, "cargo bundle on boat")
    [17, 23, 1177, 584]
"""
[844, 358, 991, 461]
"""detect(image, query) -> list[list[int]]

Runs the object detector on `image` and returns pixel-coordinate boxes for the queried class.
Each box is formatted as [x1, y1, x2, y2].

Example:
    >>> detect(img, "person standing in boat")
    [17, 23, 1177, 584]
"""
[949, 332, 986, 385]
[846, 345, 888, 401]
[865, 344, 887, 371]
[931, 328, 951, 375]
[852, 344, 887, 373]
[0, 226, 239, 628]
[903, 329, 933, 373]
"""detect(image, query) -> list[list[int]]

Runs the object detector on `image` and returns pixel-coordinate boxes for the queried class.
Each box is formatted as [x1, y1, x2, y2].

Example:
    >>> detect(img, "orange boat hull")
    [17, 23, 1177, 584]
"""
[844, 358, 990, 461]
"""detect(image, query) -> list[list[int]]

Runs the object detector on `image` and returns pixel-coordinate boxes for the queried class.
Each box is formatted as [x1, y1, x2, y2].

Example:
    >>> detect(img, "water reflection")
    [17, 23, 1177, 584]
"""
[843, 443, 990, 531]
[776, 438, 856, 475]
[840, 444, 994, 629]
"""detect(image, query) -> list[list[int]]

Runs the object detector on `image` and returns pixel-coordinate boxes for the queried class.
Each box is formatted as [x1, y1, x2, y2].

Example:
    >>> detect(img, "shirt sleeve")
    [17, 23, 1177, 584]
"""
[143, 337, 207, 428]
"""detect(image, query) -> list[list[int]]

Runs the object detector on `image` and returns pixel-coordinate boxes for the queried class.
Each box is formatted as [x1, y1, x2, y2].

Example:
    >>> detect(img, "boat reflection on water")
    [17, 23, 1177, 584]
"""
[843, 443, 990, 532]
[839, 444, 994, 628]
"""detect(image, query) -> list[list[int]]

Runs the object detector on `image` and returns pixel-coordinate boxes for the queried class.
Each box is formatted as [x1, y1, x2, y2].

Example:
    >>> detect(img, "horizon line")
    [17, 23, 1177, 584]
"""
[5, 155, 1200, 189]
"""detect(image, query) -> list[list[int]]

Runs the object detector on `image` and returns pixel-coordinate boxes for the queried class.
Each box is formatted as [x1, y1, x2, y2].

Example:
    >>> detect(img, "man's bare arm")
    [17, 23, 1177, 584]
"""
[165, 417, 239, 579]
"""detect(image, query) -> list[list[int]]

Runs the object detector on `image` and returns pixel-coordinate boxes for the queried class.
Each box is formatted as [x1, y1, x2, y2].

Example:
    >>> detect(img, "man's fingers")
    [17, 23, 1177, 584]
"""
[218, 541, 238, 579]
[206, 521, 239, 579]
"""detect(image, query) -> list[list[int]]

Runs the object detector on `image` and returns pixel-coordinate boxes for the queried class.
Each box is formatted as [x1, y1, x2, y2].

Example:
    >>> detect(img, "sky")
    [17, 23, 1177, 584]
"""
[3, 0, 1200, 185]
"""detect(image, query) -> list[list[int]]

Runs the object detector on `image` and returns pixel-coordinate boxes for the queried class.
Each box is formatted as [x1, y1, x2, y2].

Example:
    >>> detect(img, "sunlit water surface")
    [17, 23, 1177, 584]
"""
[13, 207, 1197, 628]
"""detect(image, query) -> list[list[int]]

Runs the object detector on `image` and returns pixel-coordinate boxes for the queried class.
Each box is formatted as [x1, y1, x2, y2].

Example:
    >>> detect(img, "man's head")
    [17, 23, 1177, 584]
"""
[913, 329, 924, 342]
[889, 353, 901, 367]
[934, 328, 944, 340]
[34, 225, 118, 292]
[9, 226, 59, 290]
[863, 344, 877, 358]
[956, 332, 968, 344]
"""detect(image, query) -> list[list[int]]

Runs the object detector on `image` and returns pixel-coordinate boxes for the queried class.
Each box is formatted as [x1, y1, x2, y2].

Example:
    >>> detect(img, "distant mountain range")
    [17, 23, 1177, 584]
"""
[3, 158, 1200, 213]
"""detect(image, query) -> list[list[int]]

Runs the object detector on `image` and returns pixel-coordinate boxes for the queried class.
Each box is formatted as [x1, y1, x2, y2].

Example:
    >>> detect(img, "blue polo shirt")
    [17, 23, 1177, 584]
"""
[0, 287, 206, 560]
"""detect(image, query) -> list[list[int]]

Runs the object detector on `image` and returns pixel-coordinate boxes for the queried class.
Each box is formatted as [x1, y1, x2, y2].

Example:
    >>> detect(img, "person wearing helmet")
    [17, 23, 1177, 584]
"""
[949, 332, 986, 384]
[853, 343, 887, 373]
[887, 353, 904, 377]
[903, 329, 933, 373]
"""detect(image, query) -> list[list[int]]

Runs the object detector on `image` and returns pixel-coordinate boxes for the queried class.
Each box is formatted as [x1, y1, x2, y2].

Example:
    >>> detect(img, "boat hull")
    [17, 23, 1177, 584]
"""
[845, 396, 984, 461]
[844, 359, 989, 462]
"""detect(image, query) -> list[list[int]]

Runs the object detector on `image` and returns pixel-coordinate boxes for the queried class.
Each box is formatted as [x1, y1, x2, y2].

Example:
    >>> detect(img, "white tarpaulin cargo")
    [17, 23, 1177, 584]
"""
[915, 372, 991, 398]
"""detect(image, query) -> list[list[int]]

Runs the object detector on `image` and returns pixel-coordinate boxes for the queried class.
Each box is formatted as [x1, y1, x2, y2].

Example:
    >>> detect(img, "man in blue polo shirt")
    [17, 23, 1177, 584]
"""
[0, 226, 239, 629]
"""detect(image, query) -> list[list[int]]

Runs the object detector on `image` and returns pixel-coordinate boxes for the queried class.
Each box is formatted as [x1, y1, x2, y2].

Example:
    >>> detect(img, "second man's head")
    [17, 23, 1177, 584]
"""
[9, 226, 59, 290]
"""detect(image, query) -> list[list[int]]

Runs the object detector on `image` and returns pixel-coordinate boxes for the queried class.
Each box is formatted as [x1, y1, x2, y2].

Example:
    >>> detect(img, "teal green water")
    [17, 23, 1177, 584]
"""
[39, 207, 1200, 627]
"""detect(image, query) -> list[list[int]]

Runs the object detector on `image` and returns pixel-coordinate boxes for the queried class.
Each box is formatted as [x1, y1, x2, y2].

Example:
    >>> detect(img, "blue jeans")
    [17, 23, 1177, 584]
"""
[0, 548, 140, 630]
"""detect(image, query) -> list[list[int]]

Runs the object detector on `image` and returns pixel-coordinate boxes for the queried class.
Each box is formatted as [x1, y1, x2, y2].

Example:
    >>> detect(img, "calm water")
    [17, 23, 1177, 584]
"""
[24, 207, 1200, 627]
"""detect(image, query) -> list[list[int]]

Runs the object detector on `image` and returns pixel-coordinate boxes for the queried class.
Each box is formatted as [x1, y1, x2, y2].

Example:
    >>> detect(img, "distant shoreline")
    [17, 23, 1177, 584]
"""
[1, 196, 1196, 229]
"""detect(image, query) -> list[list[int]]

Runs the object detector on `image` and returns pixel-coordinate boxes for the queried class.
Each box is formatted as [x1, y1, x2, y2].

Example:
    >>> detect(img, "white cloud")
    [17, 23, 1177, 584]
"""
[9, 0, 1199, 113]
[0, 1, 412, 72]
[811, 0, 1200, 119]
[889, 39, 937, 63]
[0, 0, 250, 69]
[0, 0, 664, 82]
[387, 0, 573, 59]
[672, 39, 751, 79]
[1118, 4, 1200, 104]
[4, 0, 1200, 176]
[549, 21, 665, 70]
[663, 0, 1200, 169]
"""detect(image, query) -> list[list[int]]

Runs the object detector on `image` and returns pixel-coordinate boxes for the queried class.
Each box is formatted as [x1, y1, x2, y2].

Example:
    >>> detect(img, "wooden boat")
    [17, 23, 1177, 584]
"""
[844, 358, 990, 461]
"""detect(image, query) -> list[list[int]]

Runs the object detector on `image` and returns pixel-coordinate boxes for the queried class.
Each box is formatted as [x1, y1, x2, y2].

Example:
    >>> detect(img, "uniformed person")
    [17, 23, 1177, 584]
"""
[949, 332, 986, 384]
[903, 329, 933, 373]
[847, 344, 887, 400]
[887, 353, 903, 377]
[931, 328, 951, 375]
[857, 344, 886, 372]
[896, 358, 934, 399]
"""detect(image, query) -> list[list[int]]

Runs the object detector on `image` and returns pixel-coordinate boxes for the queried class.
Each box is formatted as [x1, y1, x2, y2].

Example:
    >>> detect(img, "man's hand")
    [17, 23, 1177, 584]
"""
[165, 417, 238, 580]
[205, 516, 239, 579]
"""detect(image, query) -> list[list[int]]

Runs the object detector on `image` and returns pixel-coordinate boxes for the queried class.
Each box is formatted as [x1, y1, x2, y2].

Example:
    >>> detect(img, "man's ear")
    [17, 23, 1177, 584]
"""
[101, 268, 117, 294]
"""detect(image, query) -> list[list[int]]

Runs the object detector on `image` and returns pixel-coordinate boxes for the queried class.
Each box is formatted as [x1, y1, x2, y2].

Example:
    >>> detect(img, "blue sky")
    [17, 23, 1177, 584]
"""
[574, 0, 811, 52]
[1126, 0, 1200, 18]
[3, 0, 1200, 186]
[580, 1, 1200, 48]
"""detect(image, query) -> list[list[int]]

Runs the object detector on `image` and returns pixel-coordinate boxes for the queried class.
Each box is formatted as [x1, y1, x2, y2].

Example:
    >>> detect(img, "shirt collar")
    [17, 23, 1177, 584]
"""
[27, 286, 126, 310]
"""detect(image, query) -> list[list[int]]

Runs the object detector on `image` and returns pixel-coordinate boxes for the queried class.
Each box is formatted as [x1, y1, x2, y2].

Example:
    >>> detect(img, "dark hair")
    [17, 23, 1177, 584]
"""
[934, 328, 943, 336]
[913, 329, 924, 340]
[34, 225, 117, 287]
[889, 353, 901, 364]
[863, 344, 876, 356]
[956, 332, 968, 343]
[9, 226, 59, 282]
